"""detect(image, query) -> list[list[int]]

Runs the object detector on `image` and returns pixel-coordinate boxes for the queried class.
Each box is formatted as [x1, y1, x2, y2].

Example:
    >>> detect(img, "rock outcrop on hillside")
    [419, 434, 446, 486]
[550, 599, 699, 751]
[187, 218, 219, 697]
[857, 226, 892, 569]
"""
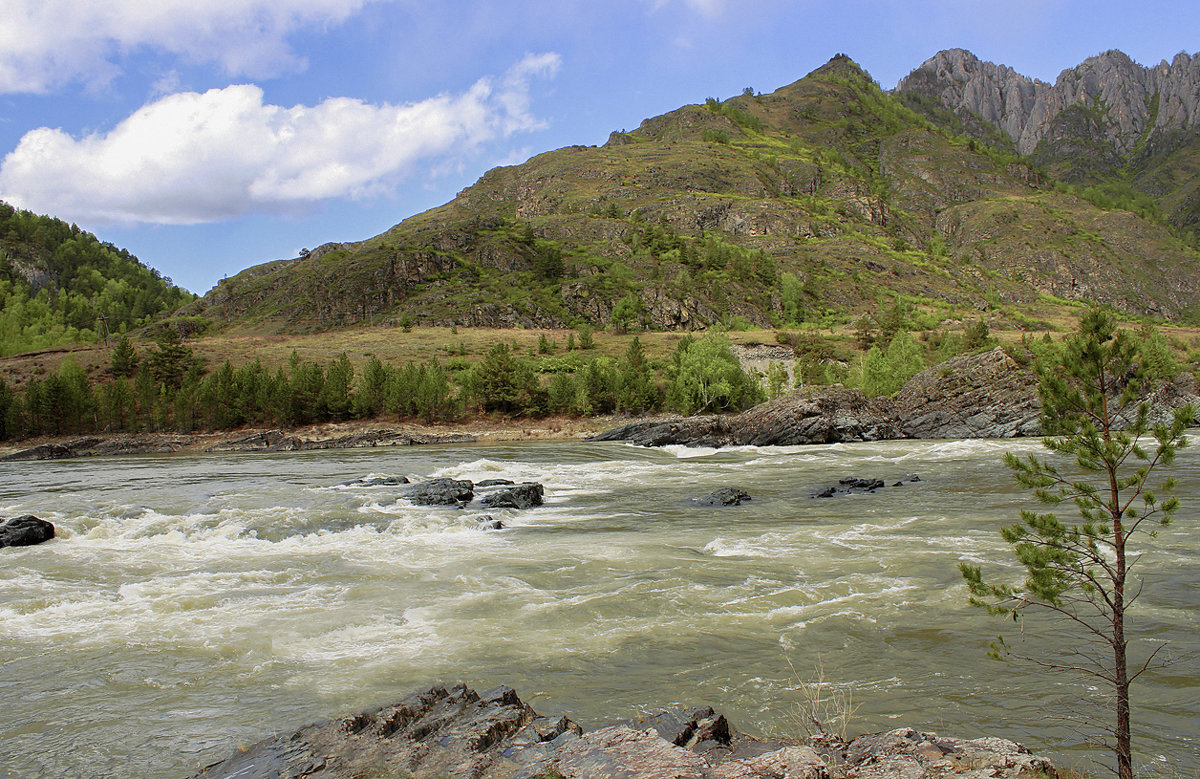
[190, 683, 1059, 779]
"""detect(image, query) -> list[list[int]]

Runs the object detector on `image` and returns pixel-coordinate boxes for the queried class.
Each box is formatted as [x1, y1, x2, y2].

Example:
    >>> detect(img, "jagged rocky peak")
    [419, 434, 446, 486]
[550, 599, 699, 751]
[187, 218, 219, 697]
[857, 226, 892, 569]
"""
[897, 48, 1043, 145]
[897, 47, 1200, 156]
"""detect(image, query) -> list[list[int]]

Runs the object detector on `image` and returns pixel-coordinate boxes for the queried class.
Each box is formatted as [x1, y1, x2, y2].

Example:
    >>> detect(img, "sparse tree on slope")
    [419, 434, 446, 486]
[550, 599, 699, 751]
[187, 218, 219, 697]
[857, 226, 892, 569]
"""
[959, 309, 1194, 779]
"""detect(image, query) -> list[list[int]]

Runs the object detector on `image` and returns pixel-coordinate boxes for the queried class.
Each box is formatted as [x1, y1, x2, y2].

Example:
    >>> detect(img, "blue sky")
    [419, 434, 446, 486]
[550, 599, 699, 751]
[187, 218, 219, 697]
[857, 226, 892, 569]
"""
[0, 0, 1195, 294]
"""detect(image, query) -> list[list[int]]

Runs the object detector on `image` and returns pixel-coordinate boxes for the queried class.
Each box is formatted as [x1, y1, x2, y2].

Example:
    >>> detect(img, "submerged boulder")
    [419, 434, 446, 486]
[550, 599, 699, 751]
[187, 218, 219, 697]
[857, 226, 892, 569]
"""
[0, 515, 56, 548]
[698, 487, 752, 506]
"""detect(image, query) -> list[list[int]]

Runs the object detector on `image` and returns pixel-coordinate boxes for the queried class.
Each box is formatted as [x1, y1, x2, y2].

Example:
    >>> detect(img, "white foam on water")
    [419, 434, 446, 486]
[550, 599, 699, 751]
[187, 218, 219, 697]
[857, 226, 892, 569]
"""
[704, 535, 793, 558]
[274, 611, 442, 664]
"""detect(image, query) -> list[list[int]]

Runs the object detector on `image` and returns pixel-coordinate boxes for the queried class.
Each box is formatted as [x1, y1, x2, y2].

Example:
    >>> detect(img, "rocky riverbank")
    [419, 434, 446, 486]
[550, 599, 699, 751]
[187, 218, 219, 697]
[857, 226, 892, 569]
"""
[0, 416, 614, 461]
[595, 347, 1200, 448]
[5, 348, 1198, 461]
[191, 683, 1059, 779]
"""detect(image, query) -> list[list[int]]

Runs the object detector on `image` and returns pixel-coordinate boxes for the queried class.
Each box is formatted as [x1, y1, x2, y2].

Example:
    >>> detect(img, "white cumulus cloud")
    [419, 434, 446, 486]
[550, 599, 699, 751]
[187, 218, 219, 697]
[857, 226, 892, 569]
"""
[0, 54, 561, 225]
[0, 0, 379, 93]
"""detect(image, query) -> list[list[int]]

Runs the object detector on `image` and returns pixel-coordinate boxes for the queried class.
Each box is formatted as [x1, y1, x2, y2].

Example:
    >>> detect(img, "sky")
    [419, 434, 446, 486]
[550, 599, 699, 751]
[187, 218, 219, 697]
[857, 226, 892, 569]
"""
[0, 0, 1196, 295]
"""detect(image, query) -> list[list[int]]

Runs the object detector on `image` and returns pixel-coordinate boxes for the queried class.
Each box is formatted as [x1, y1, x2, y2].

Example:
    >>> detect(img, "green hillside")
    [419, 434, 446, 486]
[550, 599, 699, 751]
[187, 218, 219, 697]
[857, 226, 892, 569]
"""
[0, 202, 195, 356]
[186, 56, 1200, 333]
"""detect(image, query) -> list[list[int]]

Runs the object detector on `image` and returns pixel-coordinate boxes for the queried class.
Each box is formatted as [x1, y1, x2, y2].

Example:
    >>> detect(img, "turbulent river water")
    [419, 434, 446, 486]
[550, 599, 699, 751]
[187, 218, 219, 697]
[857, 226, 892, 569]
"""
[1, 437, 1197, 777]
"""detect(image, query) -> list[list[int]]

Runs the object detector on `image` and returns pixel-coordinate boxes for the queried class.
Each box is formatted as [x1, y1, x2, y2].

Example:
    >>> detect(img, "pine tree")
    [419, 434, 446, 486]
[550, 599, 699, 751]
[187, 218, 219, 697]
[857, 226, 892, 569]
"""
[320, 352, 354, 420]
[353, 356, 388, 418]
[617, 336, 660, 413]
[109, 335, 140, 377]
[547, 372, 579, 414]
[959, 309, 1194, 779]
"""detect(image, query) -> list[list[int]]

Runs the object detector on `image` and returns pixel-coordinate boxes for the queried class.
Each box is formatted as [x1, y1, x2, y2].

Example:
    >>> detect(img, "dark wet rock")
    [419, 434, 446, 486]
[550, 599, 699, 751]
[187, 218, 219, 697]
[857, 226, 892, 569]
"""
[0, 515, 55, 548]
[480, 482, 545, 510]
[698, 488, 751, 507]
[630, 706, 732, 750]
[403, 478, 475, 506]
[343, 474, 410, 487]
[192, 685, 1056, 779]
[811, 476, 918, 498]
[477, 479, 515, 487]
[479, 516, 505, 531]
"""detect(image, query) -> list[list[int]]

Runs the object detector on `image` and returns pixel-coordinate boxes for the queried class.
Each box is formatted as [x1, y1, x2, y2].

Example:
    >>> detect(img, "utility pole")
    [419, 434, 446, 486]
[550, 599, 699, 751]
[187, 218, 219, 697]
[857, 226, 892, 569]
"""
[97, 313, 110, 347]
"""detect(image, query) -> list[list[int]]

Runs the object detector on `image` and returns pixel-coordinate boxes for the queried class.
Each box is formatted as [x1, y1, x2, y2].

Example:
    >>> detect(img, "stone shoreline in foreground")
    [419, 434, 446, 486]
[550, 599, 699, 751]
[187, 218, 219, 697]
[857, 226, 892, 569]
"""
[190, 683, 1061, 779]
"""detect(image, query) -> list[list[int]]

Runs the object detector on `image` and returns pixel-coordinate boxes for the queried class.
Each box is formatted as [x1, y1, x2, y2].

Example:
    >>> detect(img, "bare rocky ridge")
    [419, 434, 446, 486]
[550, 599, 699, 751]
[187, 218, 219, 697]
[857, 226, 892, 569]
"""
[897, 48, 1200, 157]
[190, 683, 1059, 779]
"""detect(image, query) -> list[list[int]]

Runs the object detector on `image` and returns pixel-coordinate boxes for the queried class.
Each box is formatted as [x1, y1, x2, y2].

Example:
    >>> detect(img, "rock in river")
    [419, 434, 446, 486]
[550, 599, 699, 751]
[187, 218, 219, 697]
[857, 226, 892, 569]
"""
[479, 482, 545, 509]
[402, 478, 475, 506]
[698, 487, 752, 506]
[0, 515, 56, 548]
[812, 475, 919, 498]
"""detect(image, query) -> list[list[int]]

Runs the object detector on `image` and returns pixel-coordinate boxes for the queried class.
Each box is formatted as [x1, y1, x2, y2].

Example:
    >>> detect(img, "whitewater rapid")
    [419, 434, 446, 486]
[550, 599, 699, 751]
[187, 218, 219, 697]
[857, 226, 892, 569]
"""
[1, 437, 1196, 776]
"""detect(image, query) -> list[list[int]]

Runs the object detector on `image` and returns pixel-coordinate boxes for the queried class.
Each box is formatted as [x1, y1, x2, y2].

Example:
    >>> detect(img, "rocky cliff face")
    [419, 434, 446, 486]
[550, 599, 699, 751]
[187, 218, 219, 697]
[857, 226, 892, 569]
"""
[897, 48, 1200, 158]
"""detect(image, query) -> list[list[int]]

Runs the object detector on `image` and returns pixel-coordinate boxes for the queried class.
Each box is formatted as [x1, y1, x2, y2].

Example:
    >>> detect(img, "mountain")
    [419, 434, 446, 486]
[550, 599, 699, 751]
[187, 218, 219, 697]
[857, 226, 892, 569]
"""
[896, 48, 1200, 237]
[0, 201, 195, 356]
[185, 55, 1200, 333]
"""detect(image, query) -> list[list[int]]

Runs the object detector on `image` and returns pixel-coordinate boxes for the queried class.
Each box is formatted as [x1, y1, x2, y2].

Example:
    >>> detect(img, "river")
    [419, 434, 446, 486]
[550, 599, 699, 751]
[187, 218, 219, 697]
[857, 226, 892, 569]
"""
[1, 437, 1197, 777]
